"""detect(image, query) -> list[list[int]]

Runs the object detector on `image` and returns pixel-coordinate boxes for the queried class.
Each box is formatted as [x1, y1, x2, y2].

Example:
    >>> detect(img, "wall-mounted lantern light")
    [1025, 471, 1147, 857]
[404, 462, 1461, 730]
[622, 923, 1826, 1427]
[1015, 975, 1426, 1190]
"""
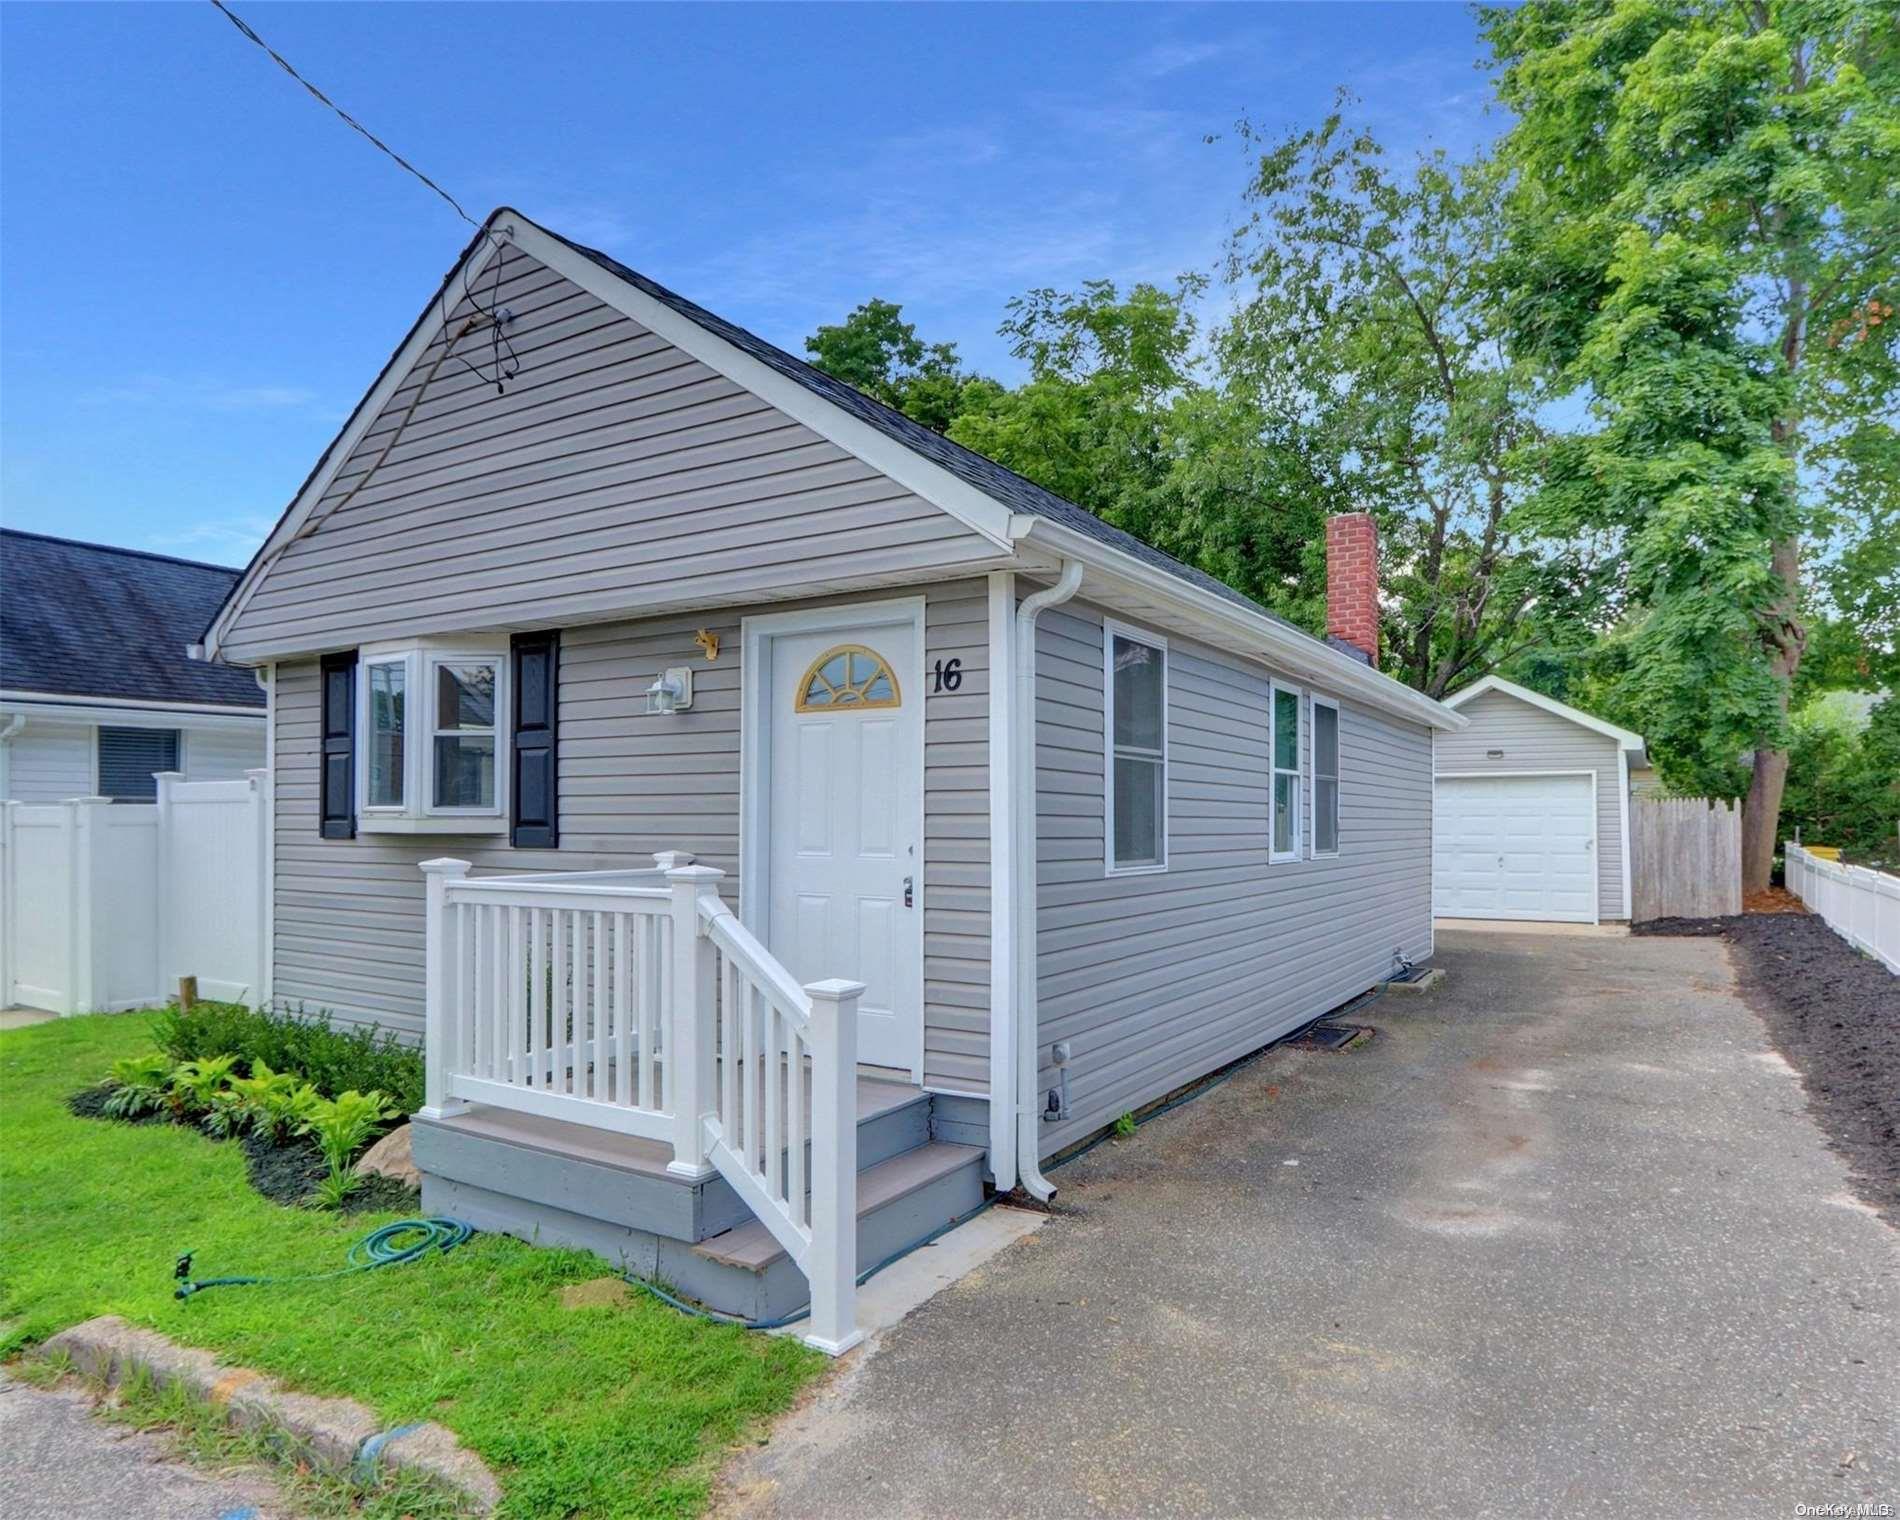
[645, 667, 695, 715]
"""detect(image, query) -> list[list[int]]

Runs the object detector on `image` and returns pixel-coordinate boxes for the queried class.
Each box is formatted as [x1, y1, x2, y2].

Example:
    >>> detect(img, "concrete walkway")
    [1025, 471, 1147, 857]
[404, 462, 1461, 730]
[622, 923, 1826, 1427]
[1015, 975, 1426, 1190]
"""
[723, 930, 1900, 1519]
[0, 1372, 282, 1520]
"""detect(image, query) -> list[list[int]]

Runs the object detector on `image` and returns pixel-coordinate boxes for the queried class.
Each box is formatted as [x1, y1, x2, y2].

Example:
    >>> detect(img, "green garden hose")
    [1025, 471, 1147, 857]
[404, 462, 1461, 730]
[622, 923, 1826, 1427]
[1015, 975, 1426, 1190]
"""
[173, 1217, 472, 1300]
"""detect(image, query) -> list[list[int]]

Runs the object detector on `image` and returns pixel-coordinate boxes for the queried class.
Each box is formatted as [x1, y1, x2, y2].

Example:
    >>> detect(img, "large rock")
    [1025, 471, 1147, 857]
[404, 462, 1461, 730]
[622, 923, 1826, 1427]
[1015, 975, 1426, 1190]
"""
[354, 1123, 417, 1188]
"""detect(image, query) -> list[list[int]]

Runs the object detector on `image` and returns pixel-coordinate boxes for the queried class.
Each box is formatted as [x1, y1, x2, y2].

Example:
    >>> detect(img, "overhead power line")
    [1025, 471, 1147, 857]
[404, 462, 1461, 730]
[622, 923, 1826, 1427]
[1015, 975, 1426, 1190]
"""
[207, 0, 478, 229]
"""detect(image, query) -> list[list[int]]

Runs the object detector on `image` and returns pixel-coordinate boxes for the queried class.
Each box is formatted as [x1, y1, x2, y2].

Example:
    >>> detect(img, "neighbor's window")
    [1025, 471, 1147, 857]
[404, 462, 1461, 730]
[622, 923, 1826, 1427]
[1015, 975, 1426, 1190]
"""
[1107, 625, 1166, 872]
[431, 659, 498, 809]
[365, 659, 406, 808]
[1313, 698, 1340, 856]
[1271, 684, 1302, 860]
[97, 726, 180, 803]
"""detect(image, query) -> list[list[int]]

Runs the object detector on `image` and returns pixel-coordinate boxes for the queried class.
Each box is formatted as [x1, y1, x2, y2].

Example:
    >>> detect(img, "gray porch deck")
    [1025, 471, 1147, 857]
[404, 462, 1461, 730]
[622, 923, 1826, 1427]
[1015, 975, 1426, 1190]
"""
[413, 1074, 987, 1321]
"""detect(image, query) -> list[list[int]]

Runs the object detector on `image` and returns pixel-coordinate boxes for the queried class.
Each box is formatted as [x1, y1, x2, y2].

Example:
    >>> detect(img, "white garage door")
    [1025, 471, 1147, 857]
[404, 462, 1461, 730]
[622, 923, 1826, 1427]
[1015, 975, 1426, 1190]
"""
[1434, 774, 1597, 923]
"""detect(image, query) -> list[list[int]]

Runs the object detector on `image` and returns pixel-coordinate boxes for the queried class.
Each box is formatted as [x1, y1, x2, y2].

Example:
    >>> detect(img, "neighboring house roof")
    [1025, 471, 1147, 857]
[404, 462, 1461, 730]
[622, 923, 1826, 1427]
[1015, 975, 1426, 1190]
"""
[1445, 675, 1646, 761]
[202, 208, 1462, 734]
[1, 530, 265, 710]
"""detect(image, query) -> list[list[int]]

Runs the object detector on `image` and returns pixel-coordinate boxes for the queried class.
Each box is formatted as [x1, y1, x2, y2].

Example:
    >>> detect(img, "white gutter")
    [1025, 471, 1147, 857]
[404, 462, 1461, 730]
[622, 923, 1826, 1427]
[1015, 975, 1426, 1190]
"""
[1010, 517, 1464, 735]
[1012, 559, 1084, 1202]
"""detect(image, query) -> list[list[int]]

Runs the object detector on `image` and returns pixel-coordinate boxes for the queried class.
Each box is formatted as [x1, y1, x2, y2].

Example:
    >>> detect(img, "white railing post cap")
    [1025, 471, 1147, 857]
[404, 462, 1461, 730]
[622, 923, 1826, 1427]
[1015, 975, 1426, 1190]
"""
[804, 977, 867, 1001]
[664, 862, 725, 884]
[419, 857, 473, 878]
[651, 849, 696, 872]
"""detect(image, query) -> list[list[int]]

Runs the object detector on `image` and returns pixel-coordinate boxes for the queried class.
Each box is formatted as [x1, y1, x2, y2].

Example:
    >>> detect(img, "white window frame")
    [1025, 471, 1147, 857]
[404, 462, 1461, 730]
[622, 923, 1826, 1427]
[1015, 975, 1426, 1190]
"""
[1269, 679, 1303, 864]
[360, 654, 409, 814]
[354, 638, 510, 835]
[1102, 618, 1168, 877]
[1310, 695, 1341, 858]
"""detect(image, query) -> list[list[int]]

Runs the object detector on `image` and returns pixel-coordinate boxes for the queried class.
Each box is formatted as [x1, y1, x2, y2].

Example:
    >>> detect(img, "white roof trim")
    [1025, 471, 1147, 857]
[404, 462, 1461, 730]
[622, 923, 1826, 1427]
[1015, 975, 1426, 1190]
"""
[204, 209, 1017, 659]
[0, 695, 266, 732]
[195, 205, 1459, 740]
[1015, 517, 1466, 734]
[1445, 675, 1646, 751]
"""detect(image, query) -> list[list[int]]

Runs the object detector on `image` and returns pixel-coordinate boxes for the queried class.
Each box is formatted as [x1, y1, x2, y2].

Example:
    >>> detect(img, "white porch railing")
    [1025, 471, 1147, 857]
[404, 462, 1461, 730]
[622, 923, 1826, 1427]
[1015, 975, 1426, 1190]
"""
[419, 853, 865, 1354]
[1785, 842, 1900, 975]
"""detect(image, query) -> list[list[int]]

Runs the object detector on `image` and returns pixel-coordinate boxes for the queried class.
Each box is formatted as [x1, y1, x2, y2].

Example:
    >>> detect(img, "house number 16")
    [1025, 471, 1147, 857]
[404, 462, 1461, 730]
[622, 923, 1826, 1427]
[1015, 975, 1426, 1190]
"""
[932, 658, 963, 693]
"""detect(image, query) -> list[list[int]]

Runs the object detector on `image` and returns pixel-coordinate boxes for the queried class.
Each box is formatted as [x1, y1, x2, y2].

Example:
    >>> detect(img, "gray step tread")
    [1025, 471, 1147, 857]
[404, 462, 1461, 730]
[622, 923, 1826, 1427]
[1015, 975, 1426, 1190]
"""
[422, 1074, 927, 1183]
[692, 1141, 984, 1270]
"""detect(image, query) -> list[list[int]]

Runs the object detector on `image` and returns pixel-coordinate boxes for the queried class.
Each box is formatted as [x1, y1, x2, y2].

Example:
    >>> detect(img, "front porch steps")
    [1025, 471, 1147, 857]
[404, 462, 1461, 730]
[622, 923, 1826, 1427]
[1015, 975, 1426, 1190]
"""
[411, 1078, 985, 1324]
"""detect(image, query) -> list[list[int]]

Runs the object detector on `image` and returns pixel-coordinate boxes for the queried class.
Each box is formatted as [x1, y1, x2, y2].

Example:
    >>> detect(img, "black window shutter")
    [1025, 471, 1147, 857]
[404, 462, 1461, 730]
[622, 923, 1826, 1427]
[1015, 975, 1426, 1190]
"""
[319, 652, 357, 839]
[511, 630, 559, 848]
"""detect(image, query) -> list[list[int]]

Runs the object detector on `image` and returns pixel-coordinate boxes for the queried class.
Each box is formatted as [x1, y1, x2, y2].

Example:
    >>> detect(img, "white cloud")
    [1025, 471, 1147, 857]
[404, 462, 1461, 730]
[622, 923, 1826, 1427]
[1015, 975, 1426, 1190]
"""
[145, 511, 278, 562]
[83, 377, 323, 413]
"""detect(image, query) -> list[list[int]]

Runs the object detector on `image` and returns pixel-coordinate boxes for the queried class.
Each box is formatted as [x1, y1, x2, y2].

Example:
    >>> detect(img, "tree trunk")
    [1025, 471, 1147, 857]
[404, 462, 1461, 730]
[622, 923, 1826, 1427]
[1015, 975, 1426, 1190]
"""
[1741, 531, 1806, 892]
[1741, 745, 1790, 894]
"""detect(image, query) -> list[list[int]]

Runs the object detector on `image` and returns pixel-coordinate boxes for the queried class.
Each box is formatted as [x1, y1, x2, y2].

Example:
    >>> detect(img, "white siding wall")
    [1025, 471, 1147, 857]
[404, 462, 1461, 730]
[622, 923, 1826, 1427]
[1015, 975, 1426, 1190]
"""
[220, 245, 1001, 662]
[2, 718, 265, 801]
[184, 724, 267, 781]
[1434, 688, 1626, 920]
[270, 581, 991, 1091]
[1032, 601, 1435, 1155]
[4, 722, 93, 801]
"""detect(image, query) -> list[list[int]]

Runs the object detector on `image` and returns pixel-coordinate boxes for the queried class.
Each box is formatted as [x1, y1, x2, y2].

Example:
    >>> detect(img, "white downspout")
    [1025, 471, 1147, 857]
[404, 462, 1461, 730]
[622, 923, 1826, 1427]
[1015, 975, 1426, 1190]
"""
[0, 713, 25, 801]
[1013, 560, 1083, 1202]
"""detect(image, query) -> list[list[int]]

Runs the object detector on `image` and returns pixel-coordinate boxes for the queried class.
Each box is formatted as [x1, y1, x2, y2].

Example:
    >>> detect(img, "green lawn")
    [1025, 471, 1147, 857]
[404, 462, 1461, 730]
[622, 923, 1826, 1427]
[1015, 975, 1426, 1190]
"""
[0, 1014, 822, 1517]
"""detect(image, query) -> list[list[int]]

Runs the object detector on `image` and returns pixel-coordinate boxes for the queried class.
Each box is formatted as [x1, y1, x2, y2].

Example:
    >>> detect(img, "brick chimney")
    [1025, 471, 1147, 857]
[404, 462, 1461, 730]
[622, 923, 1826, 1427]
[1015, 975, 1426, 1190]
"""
[1325, 513, 1380, 668]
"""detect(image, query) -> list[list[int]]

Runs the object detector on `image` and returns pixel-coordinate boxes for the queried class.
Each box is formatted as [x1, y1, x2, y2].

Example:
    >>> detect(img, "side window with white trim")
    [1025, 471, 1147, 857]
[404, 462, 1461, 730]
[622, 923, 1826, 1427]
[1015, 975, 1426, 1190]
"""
[352, 642, 509, 832]
[1313, 698, 1340, 855]
[1106, 626, 1167, 873]
[1270, 683, 1302, 861]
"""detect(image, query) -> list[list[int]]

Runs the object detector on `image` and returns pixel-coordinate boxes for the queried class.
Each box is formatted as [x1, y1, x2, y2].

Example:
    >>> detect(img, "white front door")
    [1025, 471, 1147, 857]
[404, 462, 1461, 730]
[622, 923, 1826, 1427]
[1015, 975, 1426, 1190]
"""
[763, 615, 922, 1073]
[1434, 773, 1598, 922]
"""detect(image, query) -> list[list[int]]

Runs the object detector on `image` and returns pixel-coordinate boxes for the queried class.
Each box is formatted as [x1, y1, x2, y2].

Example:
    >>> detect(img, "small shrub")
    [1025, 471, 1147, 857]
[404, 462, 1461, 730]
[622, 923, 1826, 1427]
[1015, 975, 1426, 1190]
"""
[1113, 1111, 1138, 1138]
[152, 1001, 423, 1113]
[101, 1053, 175, 1120]
[299, 1089, 399, 1209]
[166, 1056, 239, 1120]
[215, 1058, 320, 1143]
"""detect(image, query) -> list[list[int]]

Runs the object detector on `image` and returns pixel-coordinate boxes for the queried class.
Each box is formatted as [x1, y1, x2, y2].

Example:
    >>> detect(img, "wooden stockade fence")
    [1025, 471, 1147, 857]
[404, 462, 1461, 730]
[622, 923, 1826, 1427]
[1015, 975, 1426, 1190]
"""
[1631, 796, 1742, 922]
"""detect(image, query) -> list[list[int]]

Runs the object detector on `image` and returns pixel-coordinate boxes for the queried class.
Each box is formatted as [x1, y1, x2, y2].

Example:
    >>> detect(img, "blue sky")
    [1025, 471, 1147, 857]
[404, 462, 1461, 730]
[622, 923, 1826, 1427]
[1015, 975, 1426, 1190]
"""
[0, 2, 1498, 566]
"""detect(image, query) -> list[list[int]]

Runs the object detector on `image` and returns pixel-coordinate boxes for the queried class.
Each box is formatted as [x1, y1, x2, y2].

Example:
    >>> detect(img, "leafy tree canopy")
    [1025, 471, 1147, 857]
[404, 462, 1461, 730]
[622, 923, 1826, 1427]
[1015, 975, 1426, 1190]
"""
[804, 298, 984, 433]
[1481, 0, 1900, 884]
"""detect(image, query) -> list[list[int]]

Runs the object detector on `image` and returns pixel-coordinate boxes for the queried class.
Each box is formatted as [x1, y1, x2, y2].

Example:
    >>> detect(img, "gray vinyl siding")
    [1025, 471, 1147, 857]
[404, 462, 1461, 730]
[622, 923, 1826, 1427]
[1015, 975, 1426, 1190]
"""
[220, 244, 1000, 662]
[1434, 689, 1626, 919]
[1032, 601, 1434, 1156]
[270, 580, 990, 1093]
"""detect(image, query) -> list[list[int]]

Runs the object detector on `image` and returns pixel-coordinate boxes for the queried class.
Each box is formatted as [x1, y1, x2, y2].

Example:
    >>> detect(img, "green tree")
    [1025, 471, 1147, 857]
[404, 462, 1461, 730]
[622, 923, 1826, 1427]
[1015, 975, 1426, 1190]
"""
[804, 298, 982, 433]
[1482, 0, 1900, 888]
[1220, 108, 1603, 696]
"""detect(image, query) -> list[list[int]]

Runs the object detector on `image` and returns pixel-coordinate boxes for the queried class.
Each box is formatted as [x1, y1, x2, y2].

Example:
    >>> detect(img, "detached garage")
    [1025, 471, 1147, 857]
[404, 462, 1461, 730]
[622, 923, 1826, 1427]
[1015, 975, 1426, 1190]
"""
[1433, 677, 1647, 925]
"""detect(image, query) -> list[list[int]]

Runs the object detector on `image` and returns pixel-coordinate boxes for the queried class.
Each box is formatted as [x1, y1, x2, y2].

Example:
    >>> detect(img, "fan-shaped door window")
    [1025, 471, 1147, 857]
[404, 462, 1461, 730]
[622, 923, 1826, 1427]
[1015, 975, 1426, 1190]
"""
[796, 644, 901, 712]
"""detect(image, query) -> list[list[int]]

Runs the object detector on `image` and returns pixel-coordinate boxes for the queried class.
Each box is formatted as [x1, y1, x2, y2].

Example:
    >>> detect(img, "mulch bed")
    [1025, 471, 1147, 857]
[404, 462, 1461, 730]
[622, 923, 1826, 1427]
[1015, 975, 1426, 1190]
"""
[1635, 911, 1900, 1223]
[65, 1089, 418, 1216]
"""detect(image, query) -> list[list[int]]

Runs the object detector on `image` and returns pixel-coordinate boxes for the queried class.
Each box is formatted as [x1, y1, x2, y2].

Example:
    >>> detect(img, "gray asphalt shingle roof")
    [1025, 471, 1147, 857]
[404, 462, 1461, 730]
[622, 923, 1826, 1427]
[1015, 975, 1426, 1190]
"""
[2, 530, 264, 709]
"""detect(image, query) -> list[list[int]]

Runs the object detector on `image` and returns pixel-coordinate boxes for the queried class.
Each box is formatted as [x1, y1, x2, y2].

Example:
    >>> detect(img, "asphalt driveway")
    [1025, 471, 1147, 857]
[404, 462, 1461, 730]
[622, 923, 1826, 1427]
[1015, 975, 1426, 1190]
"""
[724, 929, 1899, 1519]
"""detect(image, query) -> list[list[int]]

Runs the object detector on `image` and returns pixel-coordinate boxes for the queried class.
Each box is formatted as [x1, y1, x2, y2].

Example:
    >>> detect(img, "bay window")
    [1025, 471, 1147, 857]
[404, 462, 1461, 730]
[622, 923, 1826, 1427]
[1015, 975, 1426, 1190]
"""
[355, 641, 506, 832]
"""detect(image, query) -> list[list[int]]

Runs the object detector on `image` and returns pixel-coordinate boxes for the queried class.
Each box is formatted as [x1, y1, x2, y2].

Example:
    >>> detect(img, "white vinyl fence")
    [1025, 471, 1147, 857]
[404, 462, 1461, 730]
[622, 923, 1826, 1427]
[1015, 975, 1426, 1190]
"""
[1785, 842, 1900, 975]
[0, 770, 270, 1013]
